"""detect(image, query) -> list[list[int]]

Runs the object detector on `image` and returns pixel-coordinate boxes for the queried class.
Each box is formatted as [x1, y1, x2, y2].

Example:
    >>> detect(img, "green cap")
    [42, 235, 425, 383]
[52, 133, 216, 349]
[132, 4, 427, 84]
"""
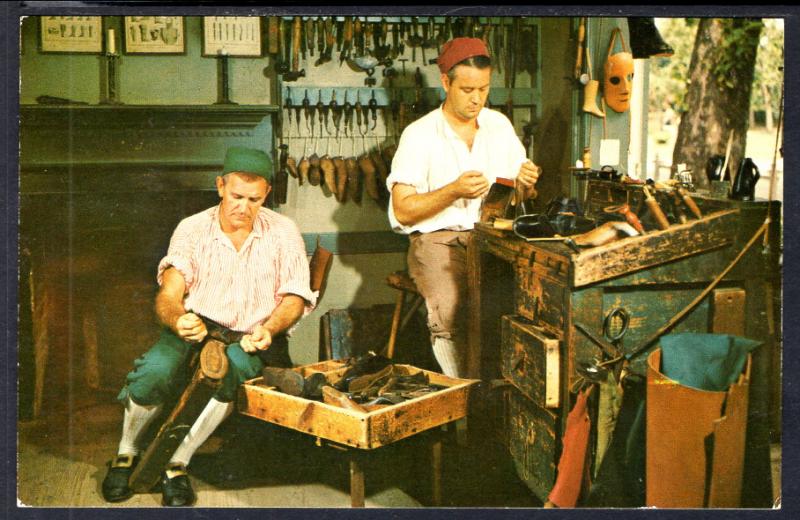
[222, 146, 272, 182]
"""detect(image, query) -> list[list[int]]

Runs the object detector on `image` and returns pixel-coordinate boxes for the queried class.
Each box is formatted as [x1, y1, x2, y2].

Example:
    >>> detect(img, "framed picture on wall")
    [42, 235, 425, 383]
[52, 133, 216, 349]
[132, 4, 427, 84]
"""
[124, 16, 185, 54]
[39, 16, 103, 53]
[202, 16, 262, 57]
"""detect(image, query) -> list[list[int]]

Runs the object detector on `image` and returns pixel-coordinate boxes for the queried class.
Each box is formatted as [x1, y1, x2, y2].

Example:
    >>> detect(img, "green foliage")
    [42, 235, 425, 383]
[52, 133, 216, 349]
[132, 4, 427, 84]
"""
[711, 18, 763, 90]
[752, 19, 784, 114]
[648, 18, 782, 122]
[647, 18, 697, 114]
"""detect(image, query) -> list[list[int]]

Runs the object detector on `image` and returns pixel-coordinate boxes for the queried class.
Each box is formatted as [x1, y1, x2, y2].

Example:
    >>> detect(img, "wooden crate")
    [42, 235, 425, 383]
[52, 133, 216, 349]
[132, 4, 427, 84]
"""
[570, 209, 739, 287]
[238, 361, 478, 449]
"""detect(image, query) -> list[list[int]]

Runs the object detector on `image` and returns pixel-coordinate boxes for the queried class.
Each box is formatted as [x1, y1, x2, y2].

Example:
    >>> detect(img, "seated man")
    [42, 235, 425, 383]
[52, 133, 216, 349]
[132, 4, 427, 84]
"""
[101, 146, 316, 507]
[387, 37, 540, 378]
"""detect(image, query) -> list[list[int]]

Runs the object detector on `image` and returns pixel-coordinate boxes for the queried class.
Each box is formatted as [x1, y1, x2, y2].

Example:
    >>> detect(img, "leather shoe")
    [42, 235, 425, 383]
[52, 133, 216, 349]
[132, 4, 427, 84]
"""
[262, 366, 305, 396]
[161, 463, 196, 507]
[101, 454, 138, 502]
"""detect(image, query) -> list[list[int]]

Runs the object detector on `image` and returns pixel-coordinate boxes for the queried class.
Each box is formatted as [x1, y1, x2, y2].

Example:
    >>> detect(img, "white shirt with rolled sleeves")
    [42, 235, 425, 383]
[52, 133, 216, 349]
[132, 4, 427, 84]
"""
[386, 106, 528, 234]
[157, 205, 317, 335]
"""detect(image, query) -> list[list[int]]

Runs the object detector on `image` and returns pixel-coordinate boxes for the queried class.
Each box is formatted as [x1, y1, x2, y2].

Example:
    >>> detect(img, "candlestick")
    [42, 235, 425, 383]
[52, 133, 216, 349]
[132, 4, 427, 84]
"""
[107, 28, 116, 55]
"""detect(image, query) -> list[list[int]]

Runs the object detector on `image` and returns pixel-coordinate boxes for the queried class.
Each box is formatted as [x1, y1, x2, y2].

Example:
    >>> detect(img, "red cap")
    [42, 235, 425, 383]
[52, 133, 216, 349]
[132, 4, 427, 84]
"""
[437, 37, 490, 74]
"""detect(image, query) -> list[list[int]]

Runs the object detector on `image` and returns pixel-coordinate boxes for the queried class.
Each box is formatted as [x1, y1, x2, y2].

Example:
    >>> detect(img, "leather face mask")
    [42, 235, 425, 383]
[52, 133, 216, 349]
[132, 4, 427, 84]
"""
[604, 51, 634, 113]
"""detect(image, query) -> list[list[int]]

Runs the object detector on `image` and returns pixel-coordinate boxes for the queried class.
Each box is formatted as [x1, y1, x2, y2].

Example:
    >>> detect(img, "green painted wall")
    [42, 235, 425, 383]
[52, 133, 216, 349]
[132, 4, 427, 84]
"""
[18, 14, 614, 384]
[21, 16, 272, 105]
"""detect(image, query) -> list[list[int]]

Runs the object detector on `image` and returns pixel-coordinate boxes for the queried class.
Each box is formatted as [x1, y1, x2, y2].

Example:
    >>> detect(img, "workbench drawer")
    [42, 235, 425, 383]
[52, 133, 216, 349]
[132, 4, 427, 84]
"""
[238, 361, 478, 450]
[515, 263, 568, 336]
[506, 388, 560, 502]
[501, 315, 560, 409]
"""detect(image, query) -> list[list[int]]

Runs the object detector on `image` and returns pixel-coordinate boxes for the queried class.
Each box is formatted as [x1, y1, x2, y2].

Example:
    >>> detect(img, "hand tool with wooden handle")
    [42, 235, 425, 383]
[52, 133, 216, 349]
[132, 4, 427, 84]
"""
[375, 19, 391, 64]
[292, 17, 301, 72]
[275, 18, 289, 75]
[316, 90, 326, 137]
[306, 17, 315, 58]
[676, 187, 703, 219]
[398, 19, 407, 57]
[283, 17, 305, 81]
[669, 191, 688, 224]
[283, 89, 297, 180]
[464, 16, 475, 37]
[339, 17, 353, 65]
[316, 18, 334, 66]
[407, 17, 422, 62]
[604, 203, 645, 234]
[275, 143, 289, 204]
[355, 93, 365, 135]
[642, 186, 671, 230]
[354, 18, 363, 57]
[368, 90, 378, 131]
[316, 17, 325, 58]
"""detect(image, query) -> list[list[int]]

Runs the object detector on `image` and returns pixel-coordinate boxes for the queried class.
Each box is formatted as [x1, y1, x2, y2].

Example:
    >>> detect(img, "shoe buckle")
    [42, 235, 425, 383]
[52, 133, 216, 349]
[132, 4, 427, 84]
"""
[112, 454, 135, 468]
[165, 463, 188, 479]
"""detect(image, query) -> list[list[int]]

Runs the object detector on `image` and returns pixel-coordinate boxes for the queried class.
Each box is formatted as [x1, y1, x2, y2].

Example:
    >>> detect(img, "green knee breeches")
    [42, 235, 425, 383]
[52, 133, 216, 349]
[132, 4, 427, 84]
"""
[117, 329, 266, 405]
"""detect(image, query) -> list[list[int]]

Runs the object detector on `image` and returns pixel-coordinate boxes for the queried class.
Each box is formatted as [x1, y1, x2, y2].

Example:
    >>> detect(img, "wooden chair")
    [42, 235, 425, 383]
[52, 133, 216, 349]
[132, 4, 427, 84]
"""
[385, 271, 424, 359]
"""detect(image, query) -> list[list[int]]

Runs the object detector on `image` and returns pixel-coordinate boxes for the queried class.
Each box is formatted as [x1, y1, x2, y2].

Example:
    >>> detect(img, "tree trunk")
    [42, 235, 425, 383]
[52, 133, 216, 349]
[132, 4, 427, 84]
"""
[673, 18, 763, 188]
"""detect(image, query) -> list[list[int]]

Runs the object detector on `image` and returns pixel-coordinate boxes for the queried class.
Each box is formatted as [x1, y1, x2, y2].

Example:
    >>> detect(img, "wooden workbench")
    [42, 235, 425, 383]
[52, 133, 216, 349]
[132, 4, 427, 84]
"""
[465, 183, 781, 506]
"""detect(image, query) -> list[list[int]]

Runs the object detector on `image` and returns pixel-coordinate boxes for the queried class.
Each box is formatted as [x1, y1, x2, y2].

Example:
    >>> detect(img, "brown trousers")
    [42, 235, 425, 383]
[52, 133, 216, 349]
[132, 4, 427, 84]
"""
[407, 230, 471, 342]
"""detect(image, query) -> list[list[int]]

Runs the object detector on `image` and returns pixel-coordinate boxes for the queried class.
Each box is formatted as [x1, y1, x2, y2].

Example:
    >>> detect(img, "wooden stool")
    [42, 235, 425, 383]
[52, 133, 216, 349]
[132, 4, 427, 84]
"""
[324, 425, 446, 507]
[385, 271, 424, 359]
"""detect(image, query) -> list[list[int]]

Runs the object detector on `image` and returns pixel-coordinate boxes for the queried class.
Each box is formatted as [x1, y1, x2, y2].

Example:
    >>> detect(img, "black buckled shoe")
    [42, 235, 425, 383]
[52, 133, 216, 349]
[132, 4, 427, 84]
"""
[101, 454, 138, 502]
[161, 463, 196, 507]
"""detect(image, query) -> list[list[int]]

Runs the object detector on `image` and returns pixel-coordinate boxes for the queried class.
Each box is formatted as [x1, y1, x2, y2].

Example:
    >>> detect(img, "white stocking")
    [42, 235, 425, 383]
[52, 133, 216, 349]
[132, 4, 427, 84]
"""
[169, 398, 234, 467]
[117, 398, 163, 456]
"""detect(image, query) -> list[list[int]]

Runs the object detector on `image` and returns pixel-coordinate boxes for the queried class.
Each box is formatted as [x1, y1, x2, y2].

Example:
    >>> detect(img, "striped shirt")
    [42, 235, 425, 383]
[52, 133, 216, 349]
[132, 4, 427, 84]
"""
[157, 205, 316, 334]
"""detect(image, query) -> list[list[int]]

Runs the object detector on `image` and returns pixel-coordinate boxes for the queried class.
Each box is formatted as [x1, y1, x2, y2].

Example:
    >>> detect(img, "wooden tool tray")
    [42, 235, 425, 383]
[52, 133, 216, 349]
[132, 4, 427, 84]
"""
[238, 360, 478, 449]
[569, 208, 739, 287]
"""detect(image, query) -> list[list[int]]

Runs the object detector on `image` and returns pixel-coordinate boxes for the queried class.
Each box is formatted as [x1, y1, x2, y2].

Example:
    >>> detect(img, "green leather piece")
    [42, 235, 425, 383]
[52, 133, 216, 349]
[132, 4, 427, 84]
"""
[660, 333, 761, 391]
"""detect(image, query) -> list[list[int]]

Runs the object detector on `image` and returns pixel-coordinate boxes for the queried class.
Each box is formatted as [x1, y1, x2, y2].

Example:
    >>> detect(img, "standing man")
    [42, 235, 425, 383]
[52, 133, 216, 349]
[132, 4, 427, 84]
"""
[101, 147, 316, 507]
[386, 38, 540, 378]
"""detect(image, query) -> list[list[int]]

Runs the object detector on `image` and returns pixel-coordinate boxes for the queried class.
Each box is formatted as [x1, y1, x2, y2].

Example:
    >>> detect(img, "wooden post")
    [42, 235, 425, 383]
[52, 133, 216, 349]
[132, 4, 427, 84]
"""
[431, 435, 442, 506]
[466, 233, 482, 379]
[386, 291, 405, 359]
[349, 455, 365, 507]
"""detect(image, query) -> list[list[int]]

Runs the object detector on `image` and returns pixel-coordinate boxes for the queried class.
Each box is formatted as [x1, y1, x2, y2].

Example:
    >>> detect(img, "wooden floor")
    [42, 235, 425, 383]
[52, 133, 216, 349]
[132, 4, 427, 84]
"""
[16, 389, 782, 509]
[17, 391, 541, 508]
